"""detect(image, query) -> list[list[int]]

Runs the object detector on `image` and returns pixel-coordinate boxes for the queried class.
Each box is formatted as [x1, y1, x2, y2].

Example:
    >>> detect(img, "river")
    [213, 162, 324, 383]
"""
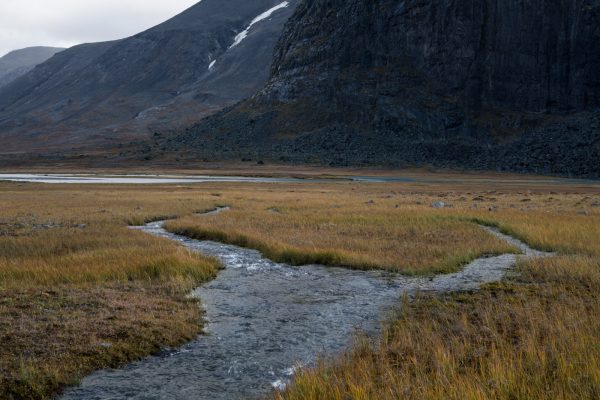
[60, 209, 548, 400]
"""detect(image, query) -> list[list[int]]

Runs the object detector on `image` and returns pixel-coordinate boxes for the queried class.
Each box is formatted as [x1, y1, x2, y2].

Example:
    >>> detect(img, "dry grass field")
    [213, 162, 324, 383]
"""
[0, 183, 222, 399]
[269, 187, 600, 399]
[165, 189, 517, 275]
[0, 175, 599, 399]
[276, 255, 600, 400]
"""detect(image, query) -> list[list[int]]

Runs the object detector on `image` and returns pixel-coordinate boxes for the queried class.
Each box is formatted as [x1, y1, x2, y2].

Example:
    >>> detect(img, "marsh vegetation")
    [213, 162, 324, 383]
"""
[0, 177, 599, 399]
[0, 184, 220, 398]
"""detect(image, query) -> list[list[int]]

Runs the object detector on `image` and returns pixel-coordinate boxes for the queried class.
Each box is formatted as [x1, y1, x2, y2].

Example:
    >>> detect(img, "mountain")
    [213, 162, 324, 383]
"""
[0, 47, 64, 89]
[0, 0, 298, 153]
[156, 0, 600, 177]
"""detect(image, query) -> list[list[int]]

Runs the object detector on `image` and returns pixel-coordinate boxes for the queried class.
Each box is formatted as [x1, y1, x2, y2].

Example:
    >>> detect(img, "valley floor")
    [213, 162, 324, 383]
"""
[0, 172, 599, 399]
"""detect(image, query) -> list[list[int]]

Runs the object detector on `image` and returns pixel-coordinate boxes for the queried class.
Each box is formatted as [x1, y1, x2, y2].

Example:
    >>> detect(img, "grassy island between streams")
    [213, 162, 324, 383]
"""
[0, 176, 599, 399]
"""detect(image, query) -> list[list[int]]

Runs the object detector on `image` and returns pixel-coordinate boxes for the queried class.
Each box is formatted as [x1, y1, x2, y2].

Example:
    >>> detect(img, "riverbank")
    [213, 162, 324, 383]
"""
[275, 205, 600, 399]
[0, 184, 222, 398]
[277, 255, 600, 399]
[61, 214, 546, 399]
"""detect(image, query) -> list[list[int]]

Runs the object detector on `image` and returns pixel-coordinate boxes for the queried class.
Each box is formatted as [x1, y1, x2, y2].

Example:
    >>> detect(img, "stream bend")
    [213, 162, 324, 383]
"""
[61, 212, 550, 400]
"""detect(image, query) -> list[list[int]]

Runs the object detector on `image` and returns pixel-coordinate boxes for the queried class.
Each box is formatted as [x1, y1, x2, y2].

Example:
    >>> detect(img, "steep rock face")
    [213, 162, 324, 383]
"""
[164, 0, 600, 177]
[0, 0, 298, 153]
[0, 47, 64, 89]
[269, 0, 600, 112]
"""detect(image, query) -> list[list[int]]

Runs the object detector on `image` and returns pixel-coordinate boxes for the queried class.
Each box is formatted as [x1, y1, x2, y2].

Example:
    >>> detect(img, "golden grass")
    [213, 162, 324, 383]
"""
[0, 183, 223, 398]
[277, 256, 600, 400]
[468, 211, 600, 256]
[0, 227, 218, 287]
[0, 183, 225, 289]
[0, 283, 205, 399]
[165, 189, 516, 275]
[1, 178, 599, 399]
[275, 191, 600, 400]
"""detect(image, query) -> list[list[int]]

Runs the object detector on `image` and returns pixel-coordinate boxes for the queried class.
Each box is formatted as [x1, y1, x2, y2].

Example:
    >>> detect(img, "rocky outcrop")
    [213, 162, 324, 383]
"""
[268, 0, 600, 112]
[161, 0, 600, 177]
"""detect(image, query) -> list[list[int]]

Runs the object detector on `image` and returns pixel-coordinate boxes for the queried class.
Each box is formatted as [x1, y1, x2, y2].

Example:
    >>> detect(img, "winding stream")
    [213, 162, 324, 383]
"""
[61, 211, 550, 400]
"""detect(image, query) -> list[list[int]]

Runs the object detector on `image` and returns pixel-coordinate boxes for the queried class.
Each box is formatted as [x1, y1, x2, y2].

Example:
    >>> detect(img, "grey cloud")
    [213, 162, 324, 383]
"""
[0, 0, 199, 56]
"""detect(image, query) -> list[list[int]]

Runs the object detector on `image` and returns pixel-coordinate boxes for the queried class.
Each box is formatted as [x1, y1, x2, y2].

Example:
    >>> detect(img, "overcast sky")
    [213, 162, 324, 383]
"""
[0, 0, 200, 56]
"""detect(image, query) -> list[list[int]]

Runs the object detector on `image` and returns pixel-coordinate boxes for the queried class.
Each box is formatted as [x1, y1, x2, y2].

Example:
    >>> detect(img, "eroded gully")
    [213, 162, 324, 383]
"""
[61, 208, 550, 400]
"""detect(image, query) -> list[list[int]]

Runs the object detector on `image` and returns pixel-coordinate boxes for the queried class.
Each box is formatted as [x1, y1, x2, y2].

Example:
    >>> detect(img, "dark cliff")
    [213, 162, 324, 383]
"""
[161, 0, 600, 177]
[269, 0, 600, 112]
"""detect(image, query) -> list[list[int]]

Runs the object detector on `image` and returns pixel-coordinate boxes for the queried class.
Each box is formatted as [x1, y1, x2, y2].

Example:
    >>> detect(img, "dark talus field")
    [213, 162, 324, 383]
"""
[153, 0, 600, 177]
[0, 47, 64, 89]
[0, 0, 298, 152]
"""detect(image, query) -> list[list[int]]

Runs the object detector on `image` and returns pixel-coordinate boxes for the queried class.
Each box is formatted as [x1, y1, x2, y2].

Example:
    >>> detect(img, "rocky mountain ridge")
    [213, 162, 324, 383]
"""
[0, 0, 298, 153]
[156, 0, 600, 177]
[0, 47, 64, 89]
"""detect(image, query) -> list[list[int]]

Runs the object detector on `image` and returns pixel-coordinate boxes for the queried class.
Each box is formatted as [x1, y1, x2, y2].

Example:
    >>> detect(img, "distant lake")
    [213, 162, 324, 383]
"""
[0, 174, 328, 184]
[1, 173, 594, 186]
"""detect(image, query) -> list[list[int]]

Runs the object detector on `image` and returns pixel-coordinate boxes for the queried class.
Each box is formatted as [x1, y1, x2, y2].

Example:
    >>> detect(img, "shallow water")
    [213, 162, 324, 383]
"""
[61, 216, 549, 400]
[1, 173, 596, 185]
[0, 174, 324, 184]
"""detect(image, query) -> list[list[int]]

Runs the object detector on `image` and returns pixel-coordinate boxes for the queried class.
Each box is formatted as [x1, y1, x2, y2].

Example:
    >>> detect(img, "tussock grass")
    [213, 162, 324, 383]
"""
[275, 190, 600, 400]
[1, 179, 599, 399]
[0, 283, 208, 399]
[465, 211, 600, 256]
[0, 228, 216, 287]
[166, 195, 515, 275]
[277, 255, 600, 400]
[0, 183, 221, 398]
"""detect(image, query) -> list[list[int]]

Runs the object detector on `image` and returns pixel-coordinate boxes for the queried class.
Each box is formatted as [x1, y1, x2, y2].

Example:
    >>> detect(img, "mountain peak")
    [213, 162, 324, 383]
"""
[0, 46, 64, 88]
[0, 0, 298, 153]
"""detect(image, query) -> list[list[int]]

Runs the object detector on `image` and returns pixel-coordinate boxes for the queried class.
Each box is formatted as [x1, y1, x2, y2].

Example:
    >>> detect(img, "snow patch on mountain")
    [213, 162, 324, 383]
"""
[229, 1, 290, 48]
